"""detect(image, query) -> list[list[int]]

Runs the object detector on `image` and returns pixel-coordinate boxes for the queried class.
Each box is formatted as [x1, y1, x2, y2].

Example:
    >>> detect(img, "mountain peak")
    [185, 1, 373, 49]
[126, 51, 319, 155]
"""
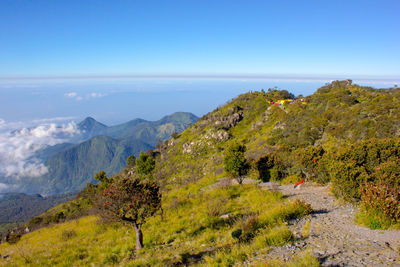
[79, 116, 101, 125]
[78, 117, 108, 135]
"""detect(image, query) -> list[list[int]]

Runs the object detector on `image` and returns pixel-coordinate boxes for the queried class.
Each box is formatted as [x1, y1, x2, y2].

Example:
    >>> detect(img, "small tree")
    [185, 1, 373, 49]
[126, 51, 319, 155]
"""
[136, 151, 155, 176]
[94, 170, 108, 183]
[295, 146, 325, 180]
[94, 170, 114, 190]
[224, 142, 249, 184]
[126, 155, 136, 168]
[102, 176, 161, 249]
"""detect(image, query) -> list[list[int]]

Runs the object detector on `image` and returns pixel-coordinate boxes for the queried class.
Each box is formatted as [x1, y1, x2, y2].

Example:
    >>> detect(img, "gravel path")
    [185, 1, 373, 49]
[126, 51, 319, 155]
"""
[255, 182, 400, 266]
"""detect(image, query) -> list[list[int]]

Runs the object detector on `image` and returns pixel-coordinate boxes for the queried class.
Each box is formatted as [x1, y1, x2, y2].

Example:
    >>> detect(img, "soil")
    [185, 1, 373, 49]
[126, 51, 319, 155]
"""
[252, 182, 400, 266]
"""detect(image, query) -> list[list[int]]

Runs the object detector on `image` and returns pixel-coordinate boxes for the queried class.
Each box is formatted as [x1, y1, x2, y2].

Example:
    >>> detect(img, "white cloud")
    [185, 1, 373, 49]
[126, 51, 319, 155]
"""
[88, 92, 106, 98]
[0, 118, 81, 182]
[64, 92, 77, 98]
[64, 91, 107, 101]
[32, 116, 77, 124]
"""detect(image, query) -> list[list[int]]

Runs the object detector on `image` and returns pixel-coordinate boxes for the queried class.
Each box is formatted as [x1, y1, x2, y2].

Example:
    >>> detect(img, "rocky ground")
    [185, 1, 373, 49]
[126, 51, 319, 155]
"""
[251, 182, 400, 266]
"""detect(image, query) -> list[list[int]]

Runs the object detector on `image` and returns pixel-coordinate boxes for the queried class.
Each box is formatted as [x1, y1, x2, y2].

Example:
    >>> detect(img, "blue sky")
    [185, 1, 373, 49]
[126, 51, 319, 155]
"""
[0, 0, 399, 124]
[1, 0, 399, 78]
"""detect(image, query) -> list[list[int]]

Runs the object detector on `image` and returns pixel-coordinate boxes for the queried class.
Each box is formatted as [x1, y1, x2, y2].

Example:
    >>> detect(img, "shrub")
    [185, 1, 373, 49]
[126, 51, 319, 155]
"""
[286, 251, 320, 267]
[61, 229, 77, 241]
[360, 182, 400, 224]
[370, 160, 400, 188]
[301, 220, 311, 238]
[355, 206, 394, 230]
[126, 155, 136, 168]
[256, 153, 286, 182]
[224, 142, 250, 184]
[7, 233, 21, 244]
[206, 196, 228, 217]
[295, 145, 325, 180]
[253, 226, 294, 248]
[236, 215, 259, 241]
[330, 161, 368, 201]
[329, 138, 400, 201]
[281, 174, 302, 185]
[264, 226, 294, 246]
[231, 229, 242, 241]
[136, 151, 156, 176]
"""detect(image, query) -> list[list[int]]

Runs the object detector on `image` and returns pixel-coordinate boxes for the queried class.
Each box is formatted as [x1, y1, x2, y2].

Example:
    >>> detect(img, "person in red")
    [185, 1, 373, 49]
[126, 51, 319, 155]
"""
[294, 179, 305, 189]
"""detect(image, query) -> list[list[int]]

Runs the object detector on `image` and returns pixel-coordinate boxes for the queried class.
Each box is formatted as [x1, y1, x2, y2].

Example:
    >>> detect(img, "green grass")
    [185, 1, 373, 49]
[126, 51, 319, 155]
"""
[0, 89, 332, 265]
[0, 183, 315, 266]
[355, 207, 400, 230]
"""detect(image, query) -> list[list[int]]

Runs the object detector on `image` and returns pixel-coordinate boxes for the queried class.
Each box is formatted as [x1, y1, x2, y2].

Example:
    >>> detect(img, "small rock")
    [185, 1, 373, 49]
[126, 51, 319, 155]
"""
[220, 214, 231, 219]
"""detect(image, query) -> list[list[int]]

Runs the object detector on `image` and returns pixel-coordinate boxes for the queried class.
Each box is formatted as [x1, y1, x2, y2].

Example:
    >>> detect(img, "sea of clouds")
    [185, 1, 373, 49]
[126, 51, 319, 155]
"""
[0, 118, 81, 192]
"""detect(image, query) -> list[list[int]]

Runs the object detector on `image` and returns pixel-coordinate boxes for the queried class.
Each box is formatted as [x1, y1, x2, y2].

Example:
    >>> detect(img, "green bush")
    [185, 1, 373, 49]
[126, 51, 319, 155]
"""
[136, 151, 156, 176]
[7, 233, 21, 244]
[360, 182, 400, 224]
[256, 153, 286, 182]
[264, 226, 294, 246]
[329, 138, 400, 201]
[295, 146, 325, 180]
[330, 161, 368, 201]
[224, 142, 249, 183]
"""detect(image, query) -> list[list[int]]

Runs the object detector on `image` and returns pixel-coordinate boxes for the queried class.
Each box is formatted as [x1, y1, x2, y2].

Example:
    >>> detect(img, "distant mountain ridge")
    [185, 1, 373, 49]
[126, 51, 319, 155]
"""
[0, 192, 75, 223]
[78, 112, 198, 144]
[23, 112, 198, 195]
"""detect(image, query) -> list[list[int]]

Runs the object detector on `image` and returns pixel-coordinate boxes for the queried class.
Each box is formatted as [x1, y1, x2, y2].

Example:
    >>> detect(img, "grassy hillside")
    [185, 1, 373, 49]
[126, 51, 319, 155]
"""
[1, 81, 399, 265]
[0, 183, 315, 266]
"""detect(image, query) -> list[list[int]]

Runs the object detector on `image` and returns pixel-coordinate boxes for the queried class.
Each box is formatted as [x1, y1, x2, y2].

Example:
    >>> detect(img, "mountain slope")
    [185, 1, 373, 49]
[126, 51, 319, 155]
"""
[0, 192, 74, 223]
[21, 112, 198, 195]
[89, 112, 197, 145]
[77, 112, 197, 146]
[34, 142, 76, 162]
[78, 117, 108, 139]
[24, 136, 152, 195]
[2, 82, 399, 266]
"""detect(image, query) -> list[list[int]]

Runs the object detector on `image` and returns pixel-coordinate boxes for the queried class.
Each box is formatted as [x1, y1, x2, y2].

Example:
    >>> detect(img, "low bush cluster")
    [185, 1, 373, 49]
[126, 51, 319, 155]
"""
[359, 182, 400, 227]
[330, 139, 400, 201]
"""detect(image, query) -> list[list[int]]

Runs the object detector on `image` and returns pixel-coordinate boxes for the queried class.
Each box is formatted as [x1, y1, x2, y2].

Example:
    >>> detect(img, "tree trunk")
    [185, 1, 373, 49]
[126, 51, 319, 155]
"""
[133, 223, 143, 250]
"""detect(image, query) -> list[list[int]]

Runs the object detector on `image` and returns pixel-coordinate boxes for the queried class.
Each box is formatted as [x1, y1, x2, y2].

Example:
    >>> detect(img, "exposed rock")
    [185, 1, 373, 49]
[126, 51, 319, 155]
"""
[167, 139, 176, 147]
[220, 214, 231, 219]
[182, 142, 194, 154]
[196, 120, 209, 129]
[215, 112, 243, 129]
[206, 130, 230, 142]
[251, 120, 264, 130]
[321, 80, 353, 90]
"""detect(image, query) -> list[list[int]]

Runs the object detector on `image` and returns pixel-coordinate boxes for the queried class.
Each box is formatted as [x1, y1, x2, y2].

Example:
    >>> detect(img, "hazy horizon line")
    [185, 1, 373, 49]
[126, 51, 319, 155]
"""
[0, 74, 399, 83]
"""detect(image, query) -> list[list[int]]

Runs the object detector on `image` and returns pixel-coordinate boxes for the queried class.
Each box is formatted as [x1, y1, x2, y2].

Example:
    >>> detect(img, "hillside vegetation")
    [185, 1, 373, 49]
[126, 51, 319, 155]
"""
[1, 81, 399, 266]
[23, 112, 198, 195]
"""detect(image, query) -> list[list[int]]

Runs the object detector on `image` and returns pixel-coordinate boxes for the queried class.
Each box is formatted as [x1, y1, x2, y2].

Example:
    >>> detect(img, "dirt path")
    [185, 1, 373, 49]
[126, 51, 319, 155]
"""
[255, 182, 400, 266]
